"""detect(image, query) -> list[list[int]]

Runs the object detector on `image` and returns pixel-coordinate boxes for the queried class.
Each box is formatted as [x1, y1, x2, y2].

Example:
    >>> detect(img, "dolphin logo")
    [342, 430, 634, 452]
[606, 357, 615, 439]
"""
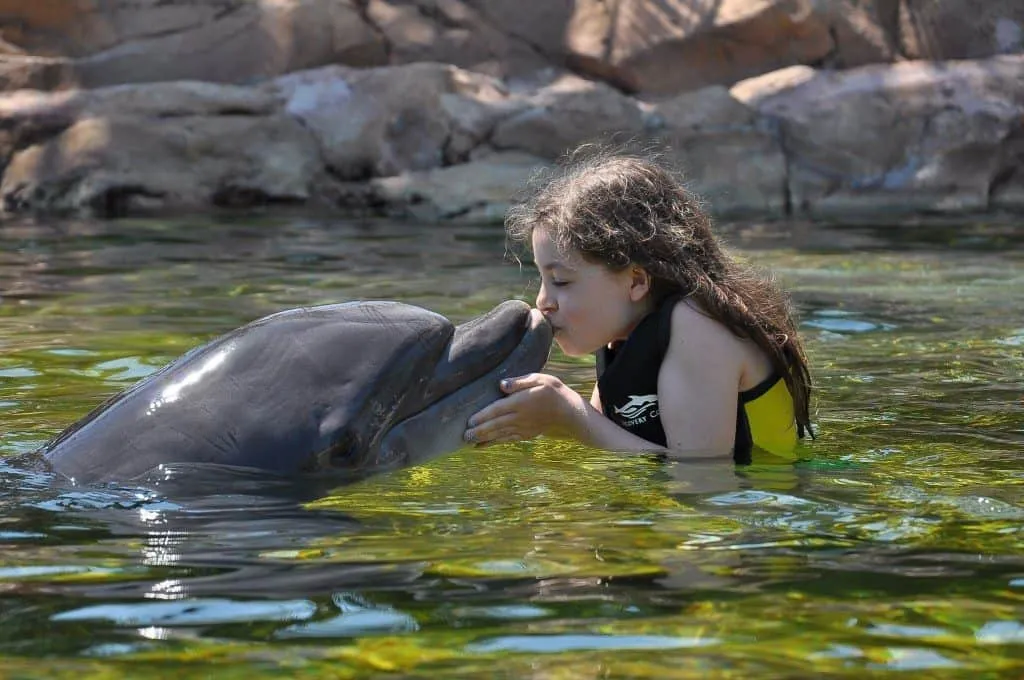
[613, 394, 658, 421]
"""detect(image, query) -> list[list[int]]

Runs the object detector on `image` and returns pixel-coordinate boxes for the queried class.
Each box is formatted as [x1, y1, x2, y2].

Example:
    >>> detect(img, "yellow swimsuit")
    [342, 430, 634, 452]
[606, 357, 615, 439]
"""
[738, 373, 798, 460]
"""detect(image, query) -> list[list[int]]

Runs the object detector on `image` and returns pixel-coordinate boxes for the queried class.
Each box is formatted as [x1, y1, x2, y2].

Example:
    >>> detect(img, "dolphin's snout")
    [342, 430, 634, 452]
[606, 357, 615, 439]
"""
[375, 300, 552, 468]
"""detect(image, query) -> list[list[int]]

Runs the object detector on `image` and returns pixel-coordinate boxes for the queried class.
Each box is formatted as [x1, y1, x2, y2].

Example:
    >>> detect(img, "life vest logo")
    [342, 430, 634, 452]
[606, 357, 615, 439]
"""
[613, 394, 659, 426]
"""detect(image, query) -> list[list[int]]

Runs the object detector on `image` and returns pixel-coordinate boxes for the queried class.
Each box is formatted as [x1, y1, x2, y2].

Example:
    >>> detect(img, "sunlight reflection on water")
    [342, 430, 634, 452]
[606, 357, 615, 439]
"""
[0, 216, 1021, 677]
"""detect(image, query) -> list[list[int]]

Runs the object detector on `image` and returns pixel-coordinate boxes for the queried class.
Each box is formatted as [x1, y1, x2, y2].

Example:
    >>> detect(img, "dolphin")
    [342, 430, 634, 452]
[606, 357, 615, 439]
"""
[39, 299, 552, 485]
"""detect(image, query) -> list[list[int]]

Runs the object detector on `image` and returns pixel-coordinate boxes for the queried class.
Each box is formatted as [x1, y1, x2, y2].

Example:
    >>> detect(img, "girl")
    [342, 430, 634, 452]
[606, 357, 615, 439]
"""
[463, 148, 813, 463]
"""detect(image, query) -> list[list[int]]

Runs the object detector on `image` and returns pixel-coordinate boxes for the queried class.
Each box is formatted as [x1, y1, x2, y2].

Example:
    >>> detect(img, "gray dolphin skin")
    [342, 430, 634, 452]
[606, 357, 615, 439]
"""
[41, 300, 552, 485]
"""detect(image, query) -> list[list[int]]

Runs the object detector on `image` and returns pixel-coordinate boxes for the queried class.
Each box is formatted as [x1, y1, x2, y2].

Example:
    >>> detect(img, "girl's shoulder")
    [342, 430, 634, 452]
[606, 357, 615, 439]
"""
[663, 297, 748, 368]
[665, 297, 773, 391]
[667, 298, 738, 344]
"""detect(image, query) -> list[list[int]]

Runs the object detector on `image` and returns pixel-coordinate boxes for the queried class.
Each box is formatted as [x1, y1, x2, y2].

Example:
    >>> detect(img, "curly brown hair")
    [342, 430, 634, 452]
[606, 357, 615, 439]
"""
[506, 145, 813, 438]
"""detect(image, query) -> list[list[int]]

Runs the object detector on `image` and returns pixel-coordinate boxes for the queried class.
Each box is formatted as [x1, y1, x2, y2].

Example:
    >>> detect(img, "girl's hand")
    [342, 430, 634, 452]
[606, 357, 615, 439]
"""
[464, 373, 586, 445]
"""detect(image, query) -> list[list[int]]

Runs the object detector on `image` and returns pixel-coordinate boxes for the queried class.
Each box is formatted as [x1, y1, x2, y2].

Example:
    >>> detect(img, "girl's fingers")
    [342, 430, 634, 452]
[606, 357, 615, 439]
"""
[499, 374, 543, 394]
[466, 374, 561, 444]
[465, 413, 519, 444]
[467, 397, 514, 429]
[473, 430, 529, 448]
[467, 385, 536, 428]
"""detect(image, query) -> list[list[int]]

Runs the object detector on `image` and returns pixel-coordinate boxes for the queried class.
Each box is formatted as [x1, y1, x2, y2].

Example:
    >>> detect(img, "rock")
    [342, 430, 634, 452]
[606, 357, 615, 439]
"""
[492, 75, 644, 159]
[3, 4, 1023, 224]
[1, 0, 127, 58]
[649, 84, 757, 129]
[0, 90, 81, 172]
[1, 0, 387, 90]
[898, 0, 1024, 60]
[563, 0, 835, 95]
[743, 55, 1024, 216]
[82, 81, 279, 118]
[815, 0, 899, 67]
[0, 79, 281, 178]
[365, 0, 554, 80]
[0, 55, 78, 91]
[268, 62, 520, 179]
[561, 0, 906, 95]
[368, 151, 548, 221]
[668, 130, 789, 217]
[730, 65, 818, 106]
[366, 0, 899, 95]
[991, 124, 1024, 211]
[1, 114, 321, 216]
[0, 81, 276, 169]
[461, 0, 577, 62]
[647, 85, 788, 216]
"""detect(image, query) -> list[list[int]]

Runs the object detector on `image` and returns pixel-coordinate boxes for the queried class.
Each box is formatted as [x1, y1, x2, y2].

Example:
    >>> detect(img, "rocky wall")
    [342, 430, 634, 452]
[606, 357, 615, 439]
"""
[1, 0, 1021, 220]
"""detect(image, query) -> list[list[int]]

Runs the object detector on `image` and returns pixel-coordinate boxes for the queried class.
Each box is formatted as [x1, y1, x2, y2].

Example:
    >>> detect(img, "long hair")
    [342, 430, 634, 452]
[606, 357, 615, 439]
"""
[506, 146, 813, 437]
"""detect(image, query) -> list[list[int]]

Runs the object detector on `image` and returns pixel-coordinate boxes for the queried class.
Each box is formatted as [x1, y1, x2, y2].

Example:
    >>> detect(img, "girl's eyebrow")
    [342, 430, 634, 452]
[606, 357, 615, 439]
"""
[536, 260, 576, 273]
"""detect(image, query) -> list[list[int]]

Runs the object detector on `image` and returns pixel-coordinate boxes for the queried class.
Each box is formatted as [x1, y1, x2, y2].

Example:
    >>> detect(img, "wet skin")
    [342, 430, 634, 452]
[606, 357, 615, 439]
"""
[40, 300, 552, 485]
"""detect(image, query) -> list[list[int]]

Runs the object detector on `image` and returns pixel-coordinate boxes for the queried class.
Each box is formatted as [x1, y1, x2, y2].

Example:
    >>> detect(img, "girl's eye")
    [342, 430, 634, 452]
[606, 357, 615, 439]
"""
[551, 280, 570, 288]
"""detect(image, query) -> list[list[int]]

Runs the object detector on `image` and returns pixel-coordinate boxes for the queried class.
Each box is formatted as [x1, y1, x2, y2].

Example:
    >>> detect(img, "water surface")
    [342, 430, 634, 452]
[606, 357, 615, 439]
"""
[0, 215, 1021, 678]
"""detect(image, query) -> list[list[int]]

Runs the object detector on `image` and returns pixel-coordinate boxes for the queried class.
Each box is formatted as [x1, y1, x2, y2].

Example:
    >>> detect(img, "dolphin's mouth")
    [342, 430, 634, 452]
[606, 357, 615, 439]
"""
[409, 300, 545, 410]
[374, 300, 552, 466]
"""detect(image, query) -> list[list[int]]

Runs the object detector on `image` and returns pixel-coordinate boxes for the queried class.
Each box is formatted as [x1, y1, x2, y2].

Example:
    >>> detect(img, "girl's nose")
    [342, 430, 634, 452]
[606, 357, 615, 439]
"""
[536, 282, 556, 313]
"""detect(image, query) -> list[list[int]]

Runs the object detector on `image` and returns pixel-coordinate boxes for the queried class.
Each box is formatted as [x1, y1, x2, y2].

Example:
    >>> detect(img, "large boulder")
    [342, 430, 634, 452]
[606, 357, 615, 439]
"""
[1, 81, 278, 170]
[356, 0, 902, 96]
[0, 0, 387, 90]
[266, 62, 522, 179]
[364, 0, 558, 81]
[2, 0, 128, 58]
[0, 90, 81, 175]
[563, 0, 836, 95]
[991, 123, 1024, 211]
[79, 81, 278, 119]
[735, 55, 1024, 216]
[646, 85, 788, 216]
[0, 55, 78, 91]
[369, 151, 549, 221]
[897, 0, 1024, 60]
[817, 0, 900, 67]
[0, 82, 321, 216]
[491, 75, 645, 158]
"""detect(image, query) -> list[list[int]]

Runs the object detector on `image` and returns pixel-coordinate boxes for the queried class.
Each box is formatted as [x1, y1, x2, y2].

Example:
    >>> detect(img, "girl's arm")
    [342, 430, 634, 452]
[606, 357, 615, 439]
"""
[656, 301, 743, 456]
[464, 303, 743, 460]
[464, 373, 662, 451]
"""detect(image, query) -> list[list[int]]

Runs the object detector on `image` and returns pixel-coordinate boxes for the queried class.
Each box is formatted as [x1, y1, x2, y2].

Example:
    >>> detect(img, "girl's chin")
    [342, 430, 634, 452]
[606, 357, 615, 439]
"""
[554, 338, 591, 358]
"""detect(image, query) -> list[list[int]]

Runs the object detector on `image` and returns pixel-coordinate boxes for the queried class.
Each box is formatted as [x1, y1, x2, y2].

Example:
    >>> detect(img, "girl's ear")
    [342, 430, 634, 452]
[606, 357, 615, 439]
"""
[628, 266, 651, 302]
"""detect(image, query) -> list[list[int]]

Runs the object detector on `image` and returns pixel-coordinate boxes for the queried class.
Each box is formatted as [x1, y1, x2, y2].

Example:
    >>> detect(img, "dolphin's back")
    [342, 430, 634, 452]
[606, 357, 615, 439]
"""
[42, 302, 452, 484]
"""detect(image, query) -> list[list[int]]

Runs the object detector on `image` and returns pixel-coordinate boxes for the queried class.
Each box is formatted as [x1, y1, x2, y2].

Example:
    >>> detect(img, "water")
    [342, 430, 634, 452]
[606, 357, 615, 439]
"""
[0, 215, 1021, 678]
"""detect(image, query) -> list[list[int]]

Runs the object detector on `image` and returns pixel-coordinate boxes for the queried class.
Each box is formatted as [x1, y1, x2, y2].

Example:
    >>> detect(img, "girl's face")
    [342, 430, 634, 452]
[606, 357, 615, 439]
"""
[531, 228, 652, 356]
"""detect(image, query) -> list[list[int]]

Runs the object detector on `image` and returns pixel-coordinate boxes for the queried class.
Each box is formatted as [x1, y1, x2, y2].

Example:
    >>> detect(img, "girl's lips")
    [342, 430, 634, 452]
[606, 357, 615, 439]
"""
[537, 310, 560, 334]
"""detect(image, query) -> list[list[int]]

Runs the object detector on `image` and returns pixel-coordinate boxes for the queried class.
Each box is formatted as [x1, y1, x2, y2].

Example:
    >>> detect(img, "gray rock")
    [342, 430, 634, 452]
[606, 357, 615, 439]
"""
[737, 55, 1024, 216]
[2, 114, 321, 216]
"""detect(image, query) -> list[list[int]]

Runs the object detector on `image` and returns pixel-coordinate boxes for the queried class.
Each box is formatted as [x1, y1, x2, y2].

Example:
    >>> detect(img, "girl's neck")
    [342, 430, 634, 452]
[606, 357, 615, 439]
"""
[611, 296, 657, 346]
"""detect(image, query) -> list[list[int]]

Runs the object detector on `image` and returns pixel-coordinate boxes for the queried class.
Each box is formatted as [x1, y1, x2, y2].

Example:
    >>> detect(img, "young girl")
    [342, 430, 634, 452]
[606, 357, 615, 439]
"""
[463, 148, 813, 463]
